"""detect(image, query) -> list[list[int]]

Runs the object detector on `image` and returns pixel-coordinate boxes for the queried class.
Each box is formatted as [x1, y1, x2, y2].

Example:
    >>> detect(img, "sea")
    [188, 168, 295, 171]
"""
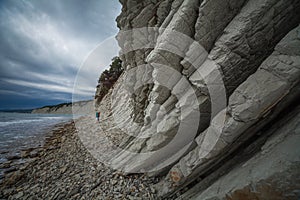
[0, 112, 73, 178]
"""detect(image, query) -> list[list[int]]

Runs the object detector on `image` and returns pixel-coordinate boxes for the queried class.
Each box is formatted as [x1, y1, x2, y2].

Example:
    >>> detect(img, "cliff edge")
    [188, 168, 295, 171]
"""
[95, 0, 300, 198]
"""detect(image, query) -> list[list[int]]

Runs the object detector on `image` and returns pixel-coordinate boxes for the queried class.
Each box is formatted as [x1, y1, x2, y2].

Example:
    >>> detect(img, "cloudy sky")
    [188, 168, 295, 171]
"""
[0, 0, 121, 110]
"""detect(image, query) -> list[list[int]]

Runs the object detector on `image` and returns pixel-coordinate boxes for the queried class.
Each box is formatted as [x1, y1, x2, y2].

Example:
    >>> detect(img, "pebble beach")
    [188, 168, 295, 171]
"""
[0, 120, 161, 199]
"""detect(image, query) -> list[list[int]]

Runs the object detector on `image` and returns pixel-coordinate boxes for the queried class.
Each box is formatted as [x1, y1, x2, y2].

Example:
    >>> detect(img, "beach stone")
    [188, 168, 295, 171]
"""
[0, 121, 161, 199]
[0, 161, 11, 169]
[20, 150, 30, 158]
[4, 170, 24, 186]
[6, 155, 21, 160]
[2, 188, 14, 196]
[4, 166, 18, 174]
[14, 191, 24, 199]
[29, 150, 39, 158]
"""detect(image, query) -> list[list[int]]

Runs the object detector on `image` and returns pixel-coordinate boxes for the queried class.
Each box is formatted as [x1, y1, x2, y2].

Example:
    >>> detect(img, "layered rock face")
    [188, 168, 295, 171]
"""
[95, 0, 300, 198]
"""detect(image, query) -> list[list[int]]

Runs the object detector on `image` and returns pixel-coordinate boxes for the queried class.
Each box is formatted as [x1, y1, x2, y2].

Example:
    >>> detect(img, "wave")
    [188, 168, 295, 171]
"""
[39, 116, 69, 120]
[0, 119, 44, 127]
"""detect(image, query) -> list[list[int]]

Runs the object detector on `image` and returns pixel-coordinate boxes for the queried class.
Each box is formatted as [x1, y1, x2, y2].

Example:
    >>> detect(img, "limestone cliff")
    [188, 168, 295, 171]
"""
[95, 0, 300, 198]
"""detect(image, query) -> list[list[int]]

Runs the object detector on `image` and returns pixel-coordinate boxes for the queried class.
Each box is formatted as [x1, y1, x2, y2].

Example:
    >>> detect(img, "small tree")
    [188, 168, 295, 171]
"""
[109, 56, 123, 75]
[95, 56, 123, 101]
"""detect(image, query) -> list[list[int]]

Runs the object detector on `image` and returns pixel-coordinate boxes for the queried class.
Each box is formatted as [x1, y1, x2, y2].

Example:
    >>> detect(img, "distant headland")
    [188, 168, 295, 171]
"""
[31, 100, 93, 114]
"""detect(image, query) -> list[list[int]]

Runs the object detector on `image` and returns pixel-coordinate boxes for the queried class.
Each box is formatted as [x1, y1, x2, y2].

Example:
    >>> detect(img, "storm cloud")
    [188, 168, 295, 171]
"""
[0, 0, 121, 109]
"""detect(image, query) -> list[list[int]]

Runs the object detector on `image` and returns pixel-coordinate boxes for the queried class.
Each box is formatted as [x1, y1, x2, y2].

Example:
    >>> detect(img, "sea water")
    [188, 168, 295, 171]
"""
[0, 112, 73, 163]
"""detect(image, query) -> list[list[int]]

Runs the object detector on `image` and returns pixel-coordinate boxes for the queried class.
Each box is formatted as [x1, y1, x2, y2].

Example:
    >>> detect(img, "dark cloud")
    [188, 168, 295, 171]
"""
[0, 0, 121, 109]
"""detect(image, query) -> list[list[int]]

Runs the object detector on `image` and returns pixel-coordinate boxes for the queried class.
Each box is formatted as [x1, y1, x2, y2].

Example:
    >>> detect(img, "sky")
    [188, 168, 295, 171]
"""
[0, 0, 121, 110]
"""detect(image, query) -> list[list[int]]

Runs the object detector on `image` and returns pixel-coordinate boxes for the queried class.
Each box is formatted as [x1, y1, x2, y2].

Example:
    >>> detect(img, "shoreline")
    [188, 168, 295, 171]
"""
[0, 120, 161, 199]
[0, 121, 72, 181]
[0, 121, 73, 186]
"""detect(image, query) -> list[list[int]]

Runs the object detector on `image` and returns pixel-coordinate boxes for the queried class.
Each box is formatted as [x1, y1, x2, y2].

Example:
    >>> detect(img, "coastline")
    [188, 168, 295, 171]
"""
[0, 120, 160, 199]
[0, 120, 72, 181]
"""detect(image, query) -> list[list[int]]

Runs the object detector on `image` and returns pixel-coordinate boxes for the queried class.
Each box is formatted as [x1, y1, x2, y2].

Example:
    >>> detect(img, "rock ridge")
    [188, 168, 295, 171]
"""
[94, 0, 300, 198]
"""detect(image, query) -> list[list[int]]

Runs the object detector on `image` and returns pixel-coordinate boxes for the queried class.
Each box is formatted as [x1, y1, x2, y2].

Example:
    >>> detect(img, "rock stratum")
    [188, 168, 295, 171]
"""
[94, 0, 300, 199]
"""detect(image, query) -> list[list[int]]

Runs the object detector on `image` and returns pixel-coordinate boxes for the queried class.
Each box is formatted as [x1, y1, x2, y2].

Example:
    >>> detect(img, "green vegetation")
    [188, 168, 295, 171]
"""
[95, 56, 123, 101]
[40, 102, 72, 109]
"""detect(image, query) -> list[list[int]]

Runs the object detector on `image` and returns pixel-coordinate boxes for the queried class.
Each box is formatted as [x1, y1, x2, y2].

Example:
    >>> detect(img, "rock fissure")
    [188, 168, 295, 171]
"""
[93, 0, 300, 198]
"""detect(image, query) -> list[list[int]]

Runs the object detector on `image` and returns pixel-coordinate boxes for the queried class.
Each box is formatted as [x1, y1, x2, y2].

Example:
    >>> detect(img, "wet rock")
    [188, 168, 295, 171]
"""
[20, 150, 30, 158]
[4, 167, 17, 174]
[14, 191, 24, 199]
[60, 166, 68, 174]
[0, 161, 12, 169]
[4, 170, 24, 186]
[6, 155, 21, 160]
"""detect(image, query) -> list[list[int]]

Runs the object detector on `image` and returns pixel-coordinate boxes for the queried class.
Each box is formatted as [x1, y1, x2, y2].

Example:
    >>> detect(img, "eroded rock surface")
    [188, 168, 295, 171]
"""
[95, 0, 300, 198]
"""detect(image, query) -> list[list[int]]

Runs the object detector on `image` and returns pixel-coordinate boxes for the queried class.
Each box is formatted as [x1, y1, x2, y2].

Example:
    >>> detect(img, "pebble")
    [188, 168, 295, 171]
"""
[6, 155, 21, 160]
[0, 161, 11, 169]
[14, 191, 24, 199]
[0, 121, 161, 199]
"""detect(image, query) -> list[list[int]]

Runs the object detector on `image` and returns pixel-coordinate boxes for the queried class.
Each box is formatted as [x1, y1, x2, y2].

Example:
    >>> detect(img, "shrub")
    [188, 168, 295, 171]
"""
[95, 57, 123, 102]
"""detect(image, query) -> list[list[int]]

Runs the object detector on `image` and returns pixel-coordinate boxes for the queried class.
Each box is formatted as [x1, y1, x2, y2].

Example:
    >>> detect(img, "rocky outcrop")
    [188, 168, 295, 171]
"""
[156, 24, 300, 197]
[94, 0, 300, 198]
[182, 105, 300, 199]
